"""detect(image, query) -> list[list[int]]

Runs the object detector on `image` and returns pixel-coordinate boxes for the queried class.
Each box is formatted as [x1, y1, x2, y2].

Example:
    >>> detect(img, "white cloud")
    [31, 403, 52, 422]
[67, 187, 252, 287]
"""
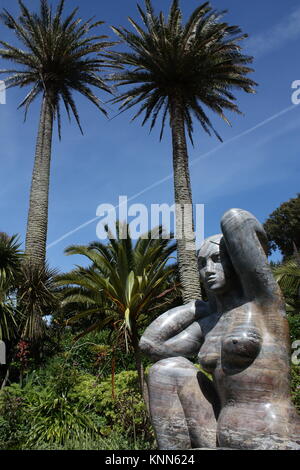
[247, 7, 300, 58]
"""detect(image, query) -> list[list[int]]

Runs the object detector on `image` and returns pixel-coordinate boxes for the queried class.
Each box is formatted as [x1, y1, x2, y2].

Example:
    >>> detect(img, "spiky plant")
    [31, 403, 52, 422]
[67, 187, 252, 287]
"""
[0, 234, 23, 291]
[273, 258, 300, 314]
[17, 263, 59, 346]
[109, 0, 257, 303]
[0, 233, 24, 341]
[56, 223, 178, 394]
[0, 0, 114, 268]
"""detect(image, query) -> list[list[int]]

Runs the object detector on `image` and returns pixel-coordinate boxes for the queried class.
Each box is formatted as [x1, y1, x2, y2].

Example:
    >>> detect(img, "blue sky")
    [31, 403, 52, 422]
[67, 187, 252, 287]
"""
[0, 0, 299, 273]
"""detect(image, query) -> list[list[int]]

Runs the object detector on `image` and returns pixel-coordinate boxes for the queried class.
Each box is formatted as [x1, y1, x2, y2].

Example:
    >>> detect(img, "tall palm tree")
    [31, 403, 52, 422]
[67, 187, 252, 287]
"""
[0, 0, 114, 268]
[109, 0, 257, 303]
[56, 223, 178, 395]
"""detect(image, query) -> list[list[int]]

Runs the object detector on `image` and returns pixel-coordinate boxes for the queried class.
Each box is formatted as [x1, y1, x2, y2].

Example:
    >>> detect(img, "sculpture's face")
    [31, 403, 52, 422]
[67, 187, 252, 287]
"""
[198, 235, 233, 295]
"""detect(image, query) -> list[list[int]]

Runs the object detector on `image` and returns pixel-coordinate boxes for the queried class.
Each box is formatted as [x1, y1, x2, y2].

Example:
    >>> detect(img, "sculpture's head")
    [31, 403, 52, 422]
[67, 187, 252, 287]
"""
[198, 234, 235, 296]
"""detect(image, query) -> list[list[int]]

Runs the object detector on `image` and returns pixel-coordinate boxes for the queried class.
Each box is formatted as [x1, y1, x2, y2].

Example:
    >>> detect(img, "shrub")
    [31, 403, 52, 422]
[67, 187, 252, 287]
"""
[71, 369, 155, 448]
[52, 329, 145, 378]
[7, 359, 155, 449]
[0, 383, 29, 449]
[22, 362, 99, 448]
[25, 391, 99, 447]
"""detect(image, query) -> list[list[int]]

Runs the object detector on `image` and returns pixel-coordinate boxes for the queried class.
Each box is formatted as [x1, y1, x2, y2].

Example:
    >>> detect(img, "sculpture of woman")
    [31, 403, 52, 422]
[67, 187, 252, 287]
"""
[140, 209, 300, 450]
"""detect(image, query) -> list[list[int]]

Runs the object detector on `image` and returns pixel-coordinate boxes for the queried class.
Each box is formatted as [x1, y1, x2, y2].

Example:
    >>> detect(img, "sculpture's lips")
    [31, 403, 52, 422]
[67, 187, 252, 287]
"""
[206, 276, 216, 285]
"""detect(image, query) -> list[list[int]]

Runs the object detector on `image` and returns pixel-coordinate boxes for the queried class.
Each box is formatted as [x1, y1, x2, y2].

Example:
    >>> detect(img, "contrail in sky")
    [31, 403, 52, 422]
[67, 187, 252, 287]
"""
[47, 103, 298, 250]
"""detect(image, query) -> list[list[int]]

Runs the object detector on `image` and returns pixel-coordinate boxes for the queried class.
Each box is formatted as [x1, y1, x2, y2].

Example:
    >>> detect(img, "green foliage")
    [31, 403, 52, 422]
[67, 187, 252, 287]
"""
[264, 194, 300, 259]
[71, 369, 155, 447]
[0, 234, 24, 341]
[27, 431, 152, 450]
[0, 366, 99, 448]
[18, 263, 59, 343]
[60, 330, 113, 375]
[0, 362, 98, 449]
[56, 223, 178, 393]
[45, 329, 145, 377]
[274, 258, 300, 295]
[273, 258, 300, 315]
[288, 314, 300, 344]
[57, 223, 177, 339]
[0, 347, 155, 450]
[26, 391, 98, 447]
[0, 234, 23, 290]
[0, 384, 29, 449]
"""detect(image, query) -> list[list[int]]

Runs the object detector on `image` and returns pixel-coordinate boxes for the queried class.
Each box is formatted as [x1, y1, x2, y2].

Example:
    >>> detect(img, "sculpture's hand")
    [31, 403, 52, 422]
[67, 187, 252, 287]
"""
[222, 208, 268, 253]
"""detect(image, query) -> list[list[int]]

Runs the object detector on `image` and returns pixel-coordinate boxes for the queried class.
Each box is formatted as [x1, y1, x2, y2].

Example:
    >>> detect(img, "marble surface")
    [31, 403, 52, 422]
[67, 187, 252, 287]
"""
[140, 209, 300, 450]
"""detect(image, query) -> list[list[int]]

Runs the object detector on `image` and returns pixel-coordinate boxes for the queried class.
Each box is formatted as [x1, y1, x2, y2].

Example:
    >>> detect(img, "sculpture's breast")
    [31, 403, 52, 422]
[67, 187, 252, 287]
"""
[221, 326, 263, 373]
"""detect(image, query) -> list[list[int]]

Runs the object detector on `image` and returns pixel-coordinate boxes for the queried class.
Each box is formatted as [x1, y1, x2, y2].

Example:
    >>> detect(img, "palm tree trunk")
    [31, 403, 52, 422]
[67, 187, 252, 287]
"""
[25, 93, 54, 268]
[169, 96, 201, 303]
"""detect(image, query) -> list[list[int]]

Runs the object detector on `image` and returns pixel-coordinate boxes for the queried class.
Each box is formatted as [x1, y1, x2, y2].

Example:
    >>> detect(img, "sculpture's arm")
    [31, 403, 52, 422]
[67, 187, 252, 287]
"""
[221, 208, 282, 304]
[139, 300, 208, 362]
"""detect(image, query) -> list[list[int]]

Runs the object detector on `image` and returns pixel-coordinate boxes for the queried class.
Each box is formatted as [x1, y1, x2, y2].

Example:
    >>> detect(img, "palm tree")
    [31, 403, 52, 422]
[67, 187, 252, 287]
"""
[0, 0, 114, 268]
[56, 223, 178, 396]
[109, 0, 257, 303]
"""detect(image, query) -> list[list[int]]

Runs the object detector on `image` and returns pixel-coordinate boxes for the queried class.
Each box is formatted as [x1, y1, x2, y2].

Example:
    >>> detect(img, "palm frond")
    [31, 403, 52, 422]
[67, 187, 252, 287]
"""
[273, 259, 300, 295]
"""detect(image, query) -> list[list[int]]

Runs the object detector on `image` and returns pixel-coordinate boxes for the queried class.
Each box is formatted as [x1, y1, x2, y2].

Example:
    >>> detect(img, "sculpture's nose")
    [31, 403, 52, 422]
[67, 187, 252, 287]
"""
[205, 258, 215, 275]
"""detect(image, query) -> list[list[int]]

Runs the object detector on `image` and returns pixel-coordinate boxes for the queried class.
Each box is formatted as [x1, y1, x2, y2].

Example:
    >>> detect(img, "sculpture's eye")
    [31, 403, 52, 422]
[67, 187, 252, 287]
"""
[198, 257, 206, 268]
[211, 253, 221, 263]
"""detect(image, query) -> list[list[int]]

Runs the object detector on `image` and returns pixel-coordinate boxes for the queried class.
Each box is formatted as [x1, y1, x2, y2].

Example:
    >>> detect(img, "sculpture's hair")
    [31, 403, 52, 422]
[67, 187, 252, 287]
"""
[197, 234, 223, 258]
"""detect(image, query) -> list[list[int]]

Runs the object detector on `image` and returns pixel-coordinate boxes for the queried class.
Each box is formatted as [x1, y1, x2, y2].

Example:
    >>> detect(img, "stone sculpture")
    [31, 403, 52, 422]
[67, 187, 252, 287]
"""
[140, 208, 300, 450]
